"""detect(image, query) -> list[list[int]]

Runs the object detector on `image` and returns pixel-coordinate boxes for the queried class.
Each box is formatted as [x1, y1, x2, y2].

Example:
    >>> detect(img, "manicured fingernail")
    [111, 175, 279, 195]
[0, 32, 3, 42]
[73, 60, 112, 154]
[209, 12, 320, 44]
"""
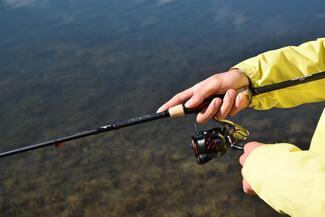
[156, 107, 163, 113]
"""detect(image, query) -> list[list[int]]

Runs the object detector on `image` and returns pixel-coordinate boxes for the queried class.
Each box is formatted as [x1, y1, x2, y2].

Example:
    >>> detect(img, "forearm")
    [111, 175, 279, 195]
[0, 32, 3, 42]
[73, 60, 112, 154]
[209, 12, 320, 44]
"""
[233, 38, 325, 110]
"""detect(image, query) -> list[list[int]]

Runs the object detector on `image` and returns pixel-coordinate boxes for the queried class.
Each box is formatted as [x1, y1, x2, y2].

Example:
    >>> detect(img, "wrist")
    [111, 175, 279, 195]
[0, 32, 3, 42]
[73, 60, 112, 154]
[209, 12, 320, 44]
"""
[230, 68, 250, 86]
[221, 68, 250, 90]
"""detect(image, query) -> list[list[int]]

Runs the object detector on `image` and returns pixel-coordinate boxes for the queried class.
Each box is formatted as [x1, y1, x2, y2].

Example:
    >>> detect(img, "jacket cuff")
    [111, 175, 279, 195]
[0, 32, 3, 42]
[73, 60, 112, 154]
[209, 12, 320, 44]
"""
[231, 61, 267, 109]
[232, 60, 260, 87]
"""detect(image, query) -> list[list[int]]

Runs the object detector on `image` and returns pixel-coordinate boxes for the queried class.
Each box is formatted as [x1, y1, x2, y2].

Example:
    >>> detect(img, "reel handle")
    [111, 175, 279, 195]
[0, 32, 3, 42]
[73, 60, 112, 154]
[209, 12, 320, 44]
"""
[230, 144, 244, 151]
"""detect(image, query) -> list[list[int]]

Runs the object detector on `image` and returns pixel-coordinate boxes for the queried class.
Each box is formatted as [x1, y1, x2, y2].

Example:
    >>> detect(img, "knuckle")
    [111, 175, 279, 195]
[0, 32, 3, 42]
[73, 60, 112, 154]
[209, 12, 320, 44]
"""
[193, 83, 203, 92]
[214, 97, 223, 105]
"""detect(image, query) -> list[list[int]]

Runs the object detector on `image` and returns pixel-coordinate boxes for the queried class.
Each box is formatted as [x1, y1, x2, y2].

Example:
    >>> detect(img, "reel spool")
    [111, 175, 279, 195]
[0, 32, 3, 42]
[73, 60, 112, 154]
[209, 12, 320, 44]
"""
[191, 119, 249, 164]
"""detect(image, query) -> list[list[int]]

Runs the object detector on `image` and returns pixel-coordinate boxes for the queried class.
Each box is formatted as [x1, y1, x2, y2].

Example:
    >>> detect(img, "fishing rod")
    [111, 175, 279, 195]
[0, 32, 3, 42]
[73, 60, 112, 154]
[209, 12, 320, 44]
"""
[250, 70, 325, 95]
[0, 71, 324, 160]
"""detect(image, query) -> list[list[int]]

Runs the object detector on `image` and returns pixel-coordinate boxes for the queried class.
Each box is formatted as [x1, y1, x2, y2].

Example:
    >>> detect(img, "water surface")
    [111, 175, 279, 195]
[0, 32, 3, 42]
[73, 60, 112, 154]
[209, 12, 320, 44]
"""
[0, 0, 324, 216]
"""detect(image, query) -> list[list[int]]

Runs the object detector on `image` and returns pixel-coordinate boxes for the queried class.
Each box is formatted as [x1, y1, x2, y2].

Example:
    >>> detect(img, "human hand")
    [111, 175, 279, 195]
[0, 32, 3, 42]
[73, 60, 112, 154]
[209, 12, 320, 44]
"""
[239, 142, 266, 195]
[157, 69, 251, 124]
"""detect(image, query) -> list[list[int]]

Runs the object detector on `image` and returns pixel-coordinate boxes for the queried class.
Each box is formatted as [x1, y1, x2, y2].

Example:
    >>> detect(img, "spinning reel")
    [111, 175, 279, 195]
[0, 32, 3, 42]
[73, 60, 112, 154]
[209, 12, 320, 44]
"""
[191, 118, 249, 164]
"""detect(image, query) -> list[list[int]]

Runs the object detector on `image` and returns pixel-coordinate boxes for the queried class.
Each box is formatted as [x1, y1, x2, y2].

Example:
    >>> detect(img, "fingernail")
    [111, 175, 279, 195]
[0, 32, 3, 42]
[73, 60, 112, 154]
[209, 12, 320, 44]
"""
[243, 90, 252, 101]
[227, 90, 234, 97]
[184, 99, 192, 108]
[196, 117, 205, 124]
[238, 93, 243, 102]
[156, 107, 163, 113]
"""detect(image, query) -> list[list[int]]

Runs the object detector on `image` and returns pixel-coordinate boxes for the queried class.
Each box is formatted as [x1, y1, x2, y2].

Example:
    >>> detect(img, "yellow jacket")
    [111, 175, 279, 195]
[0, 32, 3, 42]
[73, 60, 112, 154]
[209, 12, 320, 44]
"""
[233, 38, 325, 217]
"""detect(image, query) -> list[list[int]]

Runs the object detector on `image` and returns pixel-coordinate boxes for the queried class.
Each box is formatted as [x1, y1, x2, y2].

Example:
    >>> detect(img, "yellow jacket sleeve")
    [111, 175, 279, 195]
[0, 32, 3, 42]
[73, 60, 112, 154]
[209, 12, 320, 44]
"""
[242, 143, 325, 217]
[233, 38, 325, 217]
[233, 38, 325, 110]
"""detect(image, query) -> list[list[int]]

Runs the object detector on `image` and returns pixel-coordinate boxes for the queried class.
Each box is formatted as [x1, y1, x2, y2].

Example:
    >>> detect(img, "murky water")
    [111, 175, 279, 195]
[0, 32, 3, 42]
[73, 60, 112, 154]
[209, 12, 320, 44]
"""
[0, 0, 324, 216]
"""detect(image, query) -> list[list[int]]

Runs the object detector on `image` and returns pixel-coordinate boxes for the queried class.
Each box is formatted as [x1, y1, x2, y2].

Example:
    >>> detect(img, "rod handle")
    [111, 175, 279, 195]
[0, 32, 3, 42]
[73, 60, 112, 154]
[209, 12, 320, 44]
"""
[168, 94, 225, 118]
[167, 87, 251, 118]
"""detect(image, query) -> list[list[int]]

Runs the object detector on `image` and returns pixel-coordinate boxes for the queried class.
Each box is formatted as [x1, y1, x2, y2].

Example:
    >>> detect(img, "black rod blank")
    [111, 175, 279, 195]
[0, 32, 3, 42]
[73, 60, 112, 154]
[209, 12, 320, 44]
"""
[251, 71, 325, 95]
[0, 111, 171, 158]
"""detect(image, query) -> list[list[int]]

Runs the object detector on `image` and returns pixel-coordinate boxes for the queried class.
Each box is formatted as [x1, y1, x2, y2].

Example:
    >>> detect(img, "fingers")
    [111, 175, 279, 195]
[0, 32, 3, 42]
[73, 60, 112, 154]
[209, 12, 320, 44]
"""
[185, 81, 222, 109]
[239, 142, 266, 195]
[157, 71, 249, 119]
[196, 98, 222, 124]
[239, 142, 263, 166]
[184, 92, 204, 109]
[196, 89, 236, 123]
[241, 157, 254, 195]
[215, 89, 236, 120]
[229, 90, 250, 116]
[158, 87, 249, 123]
[159, 89, 249, 125]
[157, 79, 221, 112]
[239, 154, 245, 166]
[157, 88, 193, 112]
[244, 141, 264, 153]
[242, 180, 256, 195]
[195, 88, 248, 122]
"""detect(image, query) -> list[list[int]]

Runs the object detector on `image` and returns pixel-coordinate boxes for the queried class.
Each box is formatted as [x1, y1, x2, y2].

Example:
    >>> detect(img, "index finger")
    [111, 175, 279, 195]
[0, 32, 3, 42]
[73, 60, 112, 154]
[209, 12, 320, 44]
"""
[157, 88, 193, 112]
